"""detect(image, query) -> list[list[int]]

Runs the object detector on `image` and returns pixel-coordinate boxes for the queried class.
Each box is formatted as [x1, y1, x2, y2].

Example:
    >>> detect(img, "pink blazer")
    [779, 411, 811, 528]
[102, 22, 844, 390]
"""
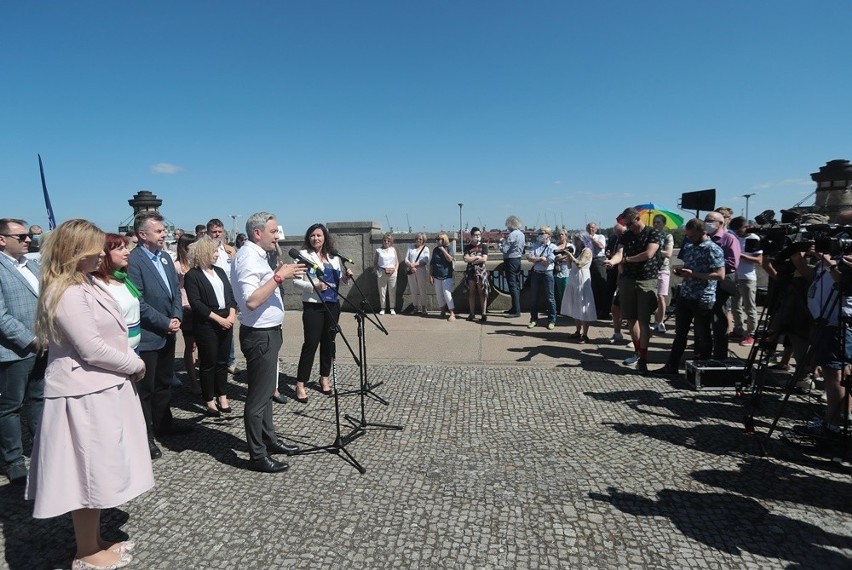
[44, 279, 144, 398]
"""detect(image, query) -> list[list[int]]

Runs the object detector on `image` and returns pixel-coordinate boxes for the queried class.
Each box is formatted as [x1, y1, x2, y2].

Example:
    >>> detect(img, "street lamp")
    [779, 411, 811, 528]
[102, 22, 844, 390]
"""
[458, 203, 464, 256]
[230, 214, 241, 243]
[741, 194, 756, 221]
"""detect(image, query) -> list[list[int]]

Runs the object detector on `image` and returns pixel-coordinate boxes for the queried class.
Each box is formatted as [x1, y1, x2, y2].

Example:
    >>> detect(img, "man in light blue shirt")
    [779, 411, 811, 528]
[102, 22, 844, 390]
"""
[499, 215, 525, 317]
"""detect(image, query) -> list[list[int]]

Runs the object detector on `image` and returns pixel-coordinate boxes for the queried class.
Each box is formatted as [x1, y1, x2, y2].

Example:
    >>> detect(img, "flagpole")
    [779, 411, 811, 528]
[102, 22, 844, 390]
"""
[38, 154, 57, 230]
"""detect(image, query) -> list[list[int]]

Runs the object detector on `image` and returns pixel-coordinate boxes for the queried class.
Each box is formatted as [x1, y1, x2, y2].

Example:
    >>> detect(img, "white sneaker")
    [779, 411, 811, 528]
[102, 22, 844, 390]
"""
[623, 354, 639, 366]
[655, 323, 667, 334]
[390, 309, 396, 315]
[609, 333, 624, 344]
[795, 376, 816, 392]
[379, 310, 385, 315]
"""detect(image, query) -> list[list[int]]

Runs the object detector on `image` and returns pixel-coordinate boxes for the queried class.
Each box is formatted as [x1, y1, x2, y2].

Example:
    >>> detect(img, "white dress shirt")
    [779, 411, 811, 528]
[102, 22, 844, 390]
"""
[1, 251, 39, 293]
[231, 240, 283, 328]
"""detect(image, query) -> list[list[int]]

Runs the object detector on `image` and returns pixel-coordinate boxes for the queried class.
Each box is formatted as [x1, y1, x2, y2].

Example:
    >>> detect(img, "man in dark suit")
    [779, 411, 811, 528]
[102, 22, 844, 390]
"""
[0, 218, 44, 483]
[128, 212, 190, 459]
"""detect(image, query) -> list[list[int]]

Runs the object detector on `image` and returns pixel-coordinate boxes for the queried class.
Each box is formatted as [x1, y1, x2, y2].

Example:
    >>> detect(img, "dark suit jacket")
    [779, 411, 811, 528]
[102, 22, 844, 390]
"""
[127, 246, 182, 351]
[184, 266, 237, 324]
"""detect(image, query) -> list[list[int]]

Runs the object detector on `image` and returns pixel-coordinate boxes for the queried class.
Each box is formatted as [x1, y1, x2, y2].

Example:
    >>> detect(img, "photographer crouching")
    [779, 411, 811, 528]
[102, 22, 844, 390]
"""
[789, 210, 852, 438]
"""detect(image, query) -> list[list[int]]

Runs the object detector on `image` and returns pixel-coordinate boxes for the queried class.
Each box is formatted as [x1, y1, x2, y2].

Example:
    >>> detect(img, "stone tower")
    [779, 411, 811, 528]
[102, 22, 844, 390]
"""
[811, 159, 852, 222]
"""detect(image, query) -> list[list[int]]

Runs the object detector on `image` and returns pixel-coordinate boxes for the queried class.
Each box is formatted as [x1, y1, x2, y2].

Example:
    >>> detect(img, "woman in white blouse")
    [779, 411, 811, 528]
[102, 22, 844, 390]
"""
[374, 232, 399, 314]
[184, 237, 238, 417]
[404, 233, 430, 314]
[92, 233, 142, 351]
[292, 223, 353, 402]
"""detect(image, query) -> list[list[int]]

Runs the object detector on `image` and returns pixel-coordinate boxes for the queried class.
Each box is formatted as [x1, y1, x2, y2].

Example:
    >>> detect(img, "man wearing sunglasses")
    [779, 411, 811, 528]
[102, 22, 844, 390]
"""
[0, 218, 44, 484]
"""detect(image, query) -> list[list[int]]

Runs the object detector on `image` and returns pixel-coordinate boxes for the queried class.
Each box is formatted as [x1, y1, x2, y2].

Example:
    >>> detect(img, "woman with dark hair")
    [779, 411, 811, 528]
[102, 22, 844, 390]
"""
[293, 223, 353, 402]
[27, 219, 151, 569]
[92, 233, 142, 351]
[463, 227, 489, 322]
[184, 237, 238, 416]
[175, 234, 200, 394]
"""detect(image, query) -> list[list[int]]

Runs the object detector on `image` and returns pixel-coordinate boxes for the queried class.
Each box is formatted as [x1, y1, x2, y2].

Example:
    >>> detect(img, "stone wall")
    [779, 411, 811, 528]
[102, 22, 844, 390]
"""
[276, 222, 770, 313]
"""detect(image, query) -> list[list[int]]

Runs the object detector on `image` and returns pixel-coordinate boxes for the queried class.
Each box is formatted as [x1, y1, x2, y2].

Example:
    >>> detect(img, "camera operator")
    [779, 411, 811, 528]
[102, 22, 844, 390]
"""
[704, 211, 741, 358]
[655, 219, 724, 375]
[789, 211, 852, 437]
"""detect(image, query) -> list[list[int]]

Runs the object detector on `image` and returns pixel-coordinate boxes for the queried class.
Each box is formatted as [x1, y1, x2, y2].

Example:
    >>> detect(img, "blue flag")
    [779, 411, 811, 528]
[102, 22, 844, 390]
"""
[38, 154, 57, 230]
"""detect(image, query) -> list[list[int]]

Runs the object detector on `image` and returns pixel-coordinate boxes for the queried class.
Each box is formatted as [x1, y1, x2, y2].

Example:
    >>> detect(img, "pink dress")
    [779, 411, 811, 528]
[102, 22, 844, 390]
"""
[25, 280, 153, 518]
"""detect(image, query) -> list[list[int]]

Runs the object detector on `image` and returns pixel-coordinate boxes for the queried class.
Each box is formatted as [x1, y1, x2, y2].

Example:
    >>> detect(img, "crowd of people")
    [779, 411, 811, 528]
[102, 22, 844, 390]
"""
[2, 203, 850, 568]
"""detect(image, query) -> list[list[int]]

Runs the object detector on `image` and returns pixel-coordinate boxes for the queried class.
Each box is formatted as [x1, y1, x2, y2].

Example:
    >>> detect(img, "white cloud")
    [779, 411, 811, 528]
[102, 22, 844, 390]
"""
[151, 162, 185, 175]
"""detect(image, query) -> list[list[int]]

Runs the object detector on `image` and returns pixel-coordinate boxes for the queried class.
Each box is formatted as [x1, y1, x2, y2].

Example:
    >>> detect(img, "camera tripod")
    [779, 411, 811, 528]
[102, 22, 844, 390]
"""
[742, 266, 851, 457]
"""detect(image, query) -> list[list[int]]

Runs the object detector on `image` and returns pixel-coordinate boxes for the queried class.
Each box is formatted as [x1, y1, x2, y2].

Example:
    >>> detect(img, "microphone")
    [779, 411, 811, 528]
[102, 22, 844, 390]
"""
[288, 248, 320, 271]
[332, 250, 355, 264]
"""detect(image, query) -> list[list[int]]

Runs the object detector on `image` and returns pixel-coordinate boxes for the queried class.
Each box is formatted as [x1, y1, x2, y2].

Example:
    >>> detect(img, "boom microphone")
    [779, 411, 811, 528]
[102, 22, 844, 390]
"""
[332, 250, 355, 264]
[288, 248, 320, 271]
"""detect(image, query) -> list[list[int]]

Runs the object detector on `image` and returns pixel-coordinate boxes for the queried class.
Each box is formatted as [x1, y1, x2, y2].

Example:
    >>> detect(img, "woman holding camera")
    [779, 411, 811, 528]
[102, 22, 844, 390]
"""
[553, 229, 570, 314]
[560, 235, 597, 342]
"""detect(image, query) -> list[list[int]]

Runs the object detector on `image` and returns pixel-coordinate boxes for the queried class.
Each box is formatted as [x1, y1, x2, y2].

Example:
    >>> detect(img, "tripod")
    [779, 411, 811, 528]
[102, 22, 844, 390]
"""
[746, 263, 851, 457]
[290, 261, 367, 473]
[333, 260, 403, 434]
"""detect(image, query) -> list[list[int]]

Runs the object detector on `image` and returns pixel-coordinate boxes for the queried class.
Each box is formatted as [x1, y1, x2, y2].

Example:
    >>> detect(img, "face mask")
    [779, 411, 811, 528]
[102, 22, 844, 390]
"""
[472, 236, 481, 244]
[537, 234, 547, 244]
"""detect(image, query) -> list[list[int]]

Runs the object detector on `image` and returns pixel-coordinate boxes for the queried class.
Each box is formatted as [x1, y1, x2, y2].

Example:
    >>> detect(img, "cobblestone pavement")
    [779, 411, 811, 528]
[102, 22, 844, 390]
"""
[2, 313, 851, 569]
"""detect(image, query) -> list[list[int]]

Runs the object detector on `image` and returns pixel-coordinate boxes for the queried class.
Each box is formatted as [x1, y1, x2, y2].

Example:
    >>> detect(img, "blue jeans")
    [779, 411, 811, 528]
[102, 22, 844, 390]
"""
[0, 356, 44, 466]
[529, 270, 556, 324]
[505, 258, 522, 314]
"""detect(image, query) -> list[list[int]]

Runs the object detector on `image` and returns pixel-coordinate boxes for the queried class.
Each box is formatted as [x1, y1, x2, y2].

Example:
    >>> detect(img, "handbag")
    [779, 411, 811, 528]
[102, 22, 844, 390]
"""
[407, 246, 425, 274]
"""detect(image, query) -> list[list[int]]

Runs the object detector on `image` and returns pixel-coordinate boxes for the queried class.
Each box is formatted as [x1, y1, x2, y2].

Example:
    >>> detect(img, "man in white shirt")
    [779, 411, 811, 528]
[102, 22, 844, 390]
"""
[232, 212, 306, 473]
[0, 218, 44, 484]
[730, 217, 762, 346]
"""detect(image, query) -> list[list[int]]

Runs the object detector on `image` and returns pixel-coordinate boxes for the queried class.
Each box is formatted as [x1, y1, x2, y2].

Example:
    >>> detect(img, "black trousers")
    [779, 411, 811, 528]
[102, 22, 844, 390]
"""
[712, 275, 737, 358]
[667, 298, 713, 367]
[194, 313, 233, 402]
[590, 257, 608, 317]
[239, 326, 282, 460]
[297, 302, 340, 383]
[139, 335, 177, 436]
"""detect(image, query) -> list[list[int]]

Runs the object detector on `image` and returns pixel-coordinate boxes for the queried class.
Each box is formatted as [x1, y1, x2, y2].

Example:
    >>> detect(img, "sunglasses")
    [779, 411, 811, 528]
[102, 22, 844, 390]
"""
[1, 233, 30, 242]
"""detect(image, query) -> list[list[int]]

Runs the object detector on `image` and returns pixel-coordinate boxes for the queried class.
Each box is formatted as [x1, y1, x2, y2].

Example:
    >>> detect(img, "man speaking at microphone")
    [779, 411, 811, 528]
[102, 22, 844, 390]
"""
[232, 212, 306, 473]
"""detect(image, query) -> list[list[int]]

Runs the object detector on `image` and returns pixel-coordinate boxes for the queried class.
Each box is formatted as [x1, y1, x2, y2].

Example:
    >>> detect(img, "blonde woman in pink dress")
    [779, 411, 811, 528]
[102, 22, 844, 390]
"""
[26, 219, 152, 570]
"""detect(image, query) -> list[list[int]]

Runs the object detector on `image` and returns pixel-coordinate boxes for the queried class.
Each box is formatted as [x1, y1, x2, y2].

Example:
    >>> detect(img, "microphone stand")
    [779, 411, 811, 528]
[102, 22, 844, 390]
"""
[334, 258, 403, 436]
[289, 261, 366, 473]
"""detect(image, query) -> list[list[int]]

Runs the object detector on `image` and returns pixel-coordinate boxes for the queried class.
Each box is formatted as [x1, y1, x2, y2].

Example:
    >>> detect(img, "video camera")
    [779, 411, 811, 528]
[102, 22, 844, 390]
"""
[751, 209, 852, 260]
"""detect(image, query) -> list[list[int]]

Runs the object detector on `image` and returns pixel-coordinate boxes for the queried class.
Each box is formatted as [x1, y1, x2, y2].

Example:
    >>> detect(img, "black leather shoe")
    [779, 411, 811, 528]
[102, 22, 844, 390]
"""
[271, 393, 287, 405]
[148, 439, 162, 460]
[250, 455, 289, 473]
[655, 365, 679, 376]
[265, 439, 300, 456]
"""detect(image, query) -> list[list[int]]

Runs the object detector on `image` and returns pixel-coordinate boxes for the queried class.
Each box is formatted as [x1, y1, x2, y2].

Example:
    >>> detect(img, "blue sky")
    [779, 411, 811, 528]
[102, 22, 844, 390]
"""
[3, 1, 851, 237]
